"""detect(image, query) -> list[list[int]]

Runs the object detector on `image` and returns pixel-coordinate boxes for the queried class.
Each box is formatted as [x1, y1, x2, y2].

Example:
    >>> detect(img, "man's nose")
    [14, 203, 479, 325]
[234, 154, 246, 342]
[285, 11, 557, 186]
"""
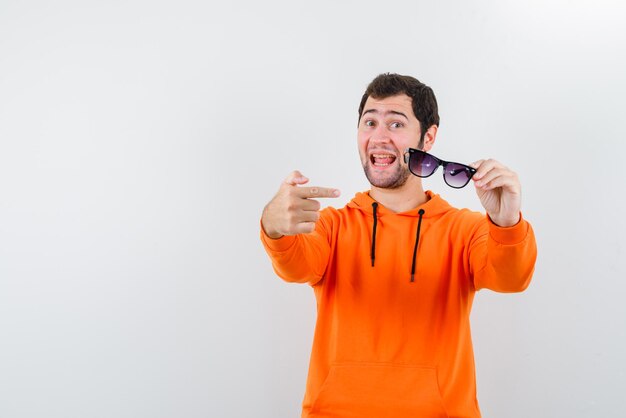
[370, 124, 392, 143]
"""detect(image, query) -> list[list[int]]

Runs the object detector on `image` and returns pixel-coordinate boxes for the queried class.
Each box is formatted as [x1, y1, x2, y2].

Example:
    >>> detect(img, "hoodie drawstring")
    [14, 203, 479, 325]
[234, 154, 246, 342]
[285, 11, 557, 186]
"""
[410, 209, 425, 282]
[371, 202, 378, 267]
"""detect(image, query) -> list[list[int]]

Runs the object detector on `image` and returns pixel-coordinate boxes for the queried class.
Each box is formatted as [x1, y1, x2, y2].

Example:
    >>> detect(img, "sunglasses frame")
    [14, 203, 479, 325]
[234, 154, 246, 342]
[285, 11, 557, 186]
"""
[403, 148, 477, 189]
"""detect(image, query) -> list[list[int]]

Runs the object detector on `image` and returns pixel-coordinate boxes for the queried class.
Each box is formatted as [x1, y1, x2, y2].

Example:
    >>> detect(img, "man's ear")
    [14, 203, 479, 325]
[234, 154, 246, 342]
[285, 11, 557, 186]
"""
[421, 125, 438, 152]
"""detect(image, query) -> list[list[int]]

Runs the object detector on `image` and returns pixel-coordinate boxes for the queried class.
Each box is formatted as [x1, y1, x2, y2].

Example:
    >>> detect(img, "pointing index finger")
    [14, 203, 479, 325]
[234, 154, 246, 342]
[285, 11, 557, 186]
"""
[296, 186, 341, 198]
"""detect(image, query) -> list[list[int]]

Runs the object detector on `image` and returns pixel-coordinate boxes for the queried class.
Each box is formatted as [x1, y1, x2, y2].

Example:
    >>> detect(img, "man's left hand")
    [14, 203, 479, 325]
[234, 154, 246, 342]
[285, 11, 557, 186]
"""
[470, 159, 521, 227]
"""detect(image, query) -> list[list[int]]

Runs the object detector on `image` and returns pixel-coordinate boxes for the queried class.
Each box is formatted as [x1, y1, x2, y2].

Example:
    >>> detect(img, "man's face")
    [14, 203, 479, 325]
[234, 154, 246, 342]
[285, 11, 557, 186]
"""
[357, 94, 423, 189]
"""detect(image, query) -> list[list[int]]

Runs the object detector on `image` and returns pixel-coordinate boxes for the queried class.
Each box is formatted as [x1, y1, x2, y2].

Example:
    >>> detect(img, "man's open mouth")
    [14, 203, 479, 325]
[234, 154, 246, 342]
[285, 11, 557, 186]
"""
[370, 153, 397, 167]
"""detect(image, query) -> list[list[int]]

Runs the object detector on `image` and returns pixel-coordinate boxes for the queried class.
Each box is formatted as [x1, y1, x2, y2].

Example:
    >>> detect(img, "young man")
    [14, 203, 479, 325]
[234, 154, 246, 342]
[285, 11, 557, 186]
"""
[260, 73, 537, 418]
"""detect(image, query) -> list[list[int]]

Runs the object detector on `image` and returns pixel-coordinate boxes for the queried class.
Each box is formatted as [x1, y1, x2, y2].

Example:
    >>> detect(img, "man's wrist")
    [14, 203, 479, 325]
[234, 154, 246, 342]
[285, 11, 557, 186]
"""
[488, 212, 521, 228]
[261, 218, 284, 239]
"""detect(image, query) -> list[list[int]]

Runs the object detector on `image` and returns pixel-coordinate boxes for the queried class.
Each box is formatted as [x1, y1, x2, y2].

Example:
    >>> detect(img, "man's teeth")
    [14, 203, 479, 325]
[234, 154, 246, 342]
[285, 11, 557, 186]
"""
[372, 154, 396, 166]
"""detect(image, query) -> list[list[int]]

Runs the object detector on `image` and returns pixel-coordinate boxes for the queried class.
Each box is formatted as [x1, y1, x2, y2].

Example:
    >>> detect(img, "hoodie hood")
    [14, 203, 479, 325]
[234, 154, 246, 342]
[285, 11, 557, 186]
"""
[347, 190, 455, 281]
[347, 190, 455, 218]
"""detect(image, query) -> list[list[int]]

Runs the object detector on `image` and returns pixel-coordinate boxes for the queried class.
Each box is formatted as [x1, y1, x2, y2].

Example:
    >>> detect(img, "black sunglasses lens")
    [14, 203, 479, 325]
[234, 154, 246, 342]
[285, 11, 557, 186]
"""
[409, 152, 438, 177]
[443, 163, 474, 188]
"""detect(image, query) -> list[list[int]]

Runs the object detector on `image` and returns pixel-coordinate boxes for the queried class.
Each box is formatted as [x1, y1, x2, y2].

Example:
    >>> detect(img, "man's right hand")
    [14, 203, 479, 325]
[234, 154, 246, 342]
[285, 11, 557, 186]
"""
[261, 171, 341, 239]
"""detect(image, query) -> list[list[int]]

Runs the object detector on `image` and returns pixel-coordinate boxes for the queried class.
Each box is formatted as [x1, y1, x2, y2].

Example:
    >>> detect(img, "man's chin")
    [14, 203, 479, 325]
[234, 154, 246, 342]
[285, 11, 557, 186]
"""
[363, 165, 410, 189]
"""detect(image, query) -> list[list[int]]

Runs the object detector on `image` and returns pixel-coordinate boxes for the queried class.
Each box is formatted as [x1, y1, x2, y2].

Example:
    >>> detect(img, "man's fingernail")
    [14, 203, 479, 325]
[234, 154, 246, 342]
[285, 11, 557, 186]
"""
[333, 190, 340, 197]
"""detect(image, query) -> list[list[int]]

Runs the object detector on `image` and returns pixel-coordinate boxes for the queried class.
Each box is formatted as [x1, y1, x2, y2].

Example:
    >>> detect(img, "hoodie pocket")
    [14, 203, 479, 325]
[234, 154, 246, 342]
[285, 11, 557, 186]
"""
[309, 363, 449, 418]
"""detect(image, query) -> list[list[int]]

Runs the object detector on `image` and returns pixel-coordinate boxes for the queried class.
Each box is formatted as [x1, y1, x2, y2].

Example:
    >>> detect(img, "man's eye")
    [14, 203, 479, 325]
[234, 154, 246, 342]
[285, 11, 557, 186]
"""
[365, 120, 375, 127]
[390, 122, 403, 128]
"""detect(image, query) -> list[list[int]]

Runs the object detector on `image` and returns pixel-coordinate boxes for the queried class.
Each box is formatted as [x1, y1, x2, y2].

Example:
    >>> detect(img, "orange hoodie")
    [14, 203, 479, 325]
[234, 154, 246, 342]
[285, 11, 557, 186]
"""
[261, 190, 537, 418]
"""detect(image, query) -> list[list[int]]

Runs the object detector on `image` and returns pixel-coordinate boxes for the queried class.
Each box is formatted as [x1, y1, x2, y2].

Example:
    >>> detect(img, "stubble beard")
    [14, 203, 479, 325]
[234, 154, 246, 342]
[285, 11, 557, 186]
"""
[362, 161, 411, 189]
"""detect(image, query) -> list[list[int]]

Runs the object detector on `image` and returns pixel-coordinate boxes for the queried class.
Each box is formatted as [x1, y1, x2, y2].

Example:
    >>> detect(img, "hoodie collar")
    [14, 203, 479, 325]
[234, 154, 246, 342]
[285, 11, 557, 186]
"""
[347, 190, 452, 218]
[350, 190, 442, 282]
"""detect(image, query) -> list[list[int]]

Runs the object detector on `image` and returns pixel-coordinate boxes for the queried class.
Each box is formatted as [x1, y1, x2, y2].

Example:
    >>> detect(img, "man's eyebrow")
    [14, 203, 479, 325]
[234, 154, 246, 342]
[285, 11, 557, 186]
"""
[362, 109, 409, 121]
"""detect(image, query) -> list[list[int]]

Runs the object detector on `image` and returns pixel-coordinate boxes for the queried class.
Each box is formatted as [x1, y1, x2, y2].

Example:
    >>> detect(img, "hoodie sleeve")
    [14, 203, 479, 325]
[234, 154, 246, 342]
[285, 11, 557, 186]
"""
[260, 210, 333, 286]
[468, 213, 537, 292]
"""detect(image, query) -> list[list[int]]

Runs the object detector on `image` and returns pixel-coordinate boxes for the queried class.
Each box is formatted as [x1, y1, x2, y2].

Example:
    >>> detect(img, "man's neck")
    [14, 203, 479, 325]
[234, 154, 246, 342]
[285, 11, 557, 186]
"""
[369, 182, 429, 213]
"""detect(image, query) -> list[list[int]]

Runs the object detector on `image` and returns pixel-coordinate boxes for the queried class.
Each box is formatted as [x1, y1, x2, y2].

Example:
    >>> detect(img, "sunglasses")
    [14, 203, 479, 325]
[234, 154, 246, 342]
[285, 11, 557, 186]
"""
[403, 148, 477, 189]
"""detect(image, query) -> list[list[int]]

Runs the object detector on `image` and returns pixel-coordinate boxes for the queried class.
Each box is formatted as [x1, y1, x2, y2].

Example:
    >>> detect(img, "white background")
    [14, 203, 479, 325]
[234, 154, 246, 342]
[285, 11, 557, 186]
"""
[1, 1, 625, 417]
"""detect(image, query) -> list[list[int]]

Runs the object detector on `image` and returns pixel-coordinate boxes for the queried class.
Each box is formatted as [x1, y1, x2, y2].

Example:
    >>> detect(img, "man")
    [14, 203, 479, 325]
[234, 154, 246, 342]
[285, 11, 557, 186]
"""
[260, 73, 537, 418]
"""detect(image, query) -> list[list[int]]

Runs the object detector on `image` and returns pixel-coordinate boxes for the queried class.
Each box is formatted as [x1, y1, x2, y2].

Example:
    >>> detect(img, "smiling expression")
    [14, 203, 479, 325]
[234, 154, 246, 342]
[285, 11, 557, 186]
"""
[358, 94, 432, 189]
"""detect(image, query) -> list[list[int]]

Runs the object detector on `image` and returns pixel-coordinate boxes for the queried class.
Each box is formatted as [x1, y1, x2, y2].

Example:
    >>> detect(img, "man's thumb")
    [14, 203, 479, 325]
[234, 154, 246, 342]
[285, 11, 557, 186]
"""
[284, 170, 309, 186]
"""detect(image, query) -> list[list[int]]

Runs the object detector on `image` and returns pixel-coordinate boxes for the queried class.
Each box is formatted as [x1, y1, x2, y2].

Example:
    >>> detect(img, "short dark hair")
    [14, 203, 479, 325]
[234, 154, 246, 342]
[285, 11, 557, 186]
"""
[358, 73, 440, 145]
